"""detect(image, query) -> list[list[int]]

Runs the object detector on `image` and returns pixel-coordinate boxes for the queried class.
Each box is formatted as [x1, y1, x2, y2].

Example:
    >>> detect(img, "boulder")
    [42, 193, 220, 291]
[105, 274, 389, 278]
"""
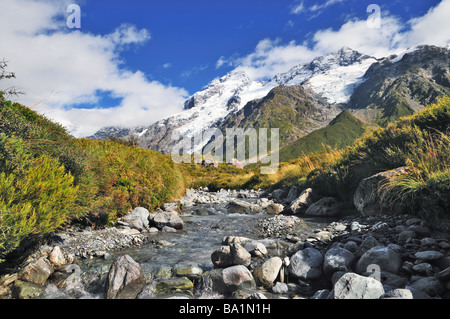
[408, 277, 445, 297]
[323, 247, 356, 275]
[353, 167, 412, 216]
[122, 207, 150, 231]
[230, 243, 252, 267]
[244, 241, 268, 257]
[19, 257, 54, 285]
[226, 199, 262, 215]
[106, 255, 145, 299]
[272, 282, 289, 294]
[265, 202, 284, 215]
[49, 246, 66, 267]
[285, 186, 300, 204]
[289, 248, 323, 280]
[211, 243, 251, 268]
[333, 272, 385, 299]
[356, 246, 402, 274]
[414, 250, 444, 261]
[12, 280, 44, 299]
[380, 289, 413, 299]
[211, 265, 256, 294]
[211, 246, 233, 268]
[305, 197, 342, 217]
[253, 257, 283, 287]
[289, 188, 316, 214]
[152, 210, 184, 230]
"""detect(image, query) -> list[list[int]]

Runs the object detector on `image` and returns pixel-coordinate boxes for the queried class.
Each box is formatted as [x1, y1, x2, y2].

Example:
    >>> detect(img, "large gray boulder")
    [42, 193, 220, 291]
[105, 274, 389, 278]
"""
[211, 265, 256, 294]
[226, 199, 262, 214]
[333, 272, 385, 299]
[353, 167, 411, 216]
[151, 210, 184, 230]
[323, 247, 356, 275]
[305, 197, 342, 217]
[289, 188, 316, 214]
[106, 255, 145, 299]
[122, 207, 150, 231]
[356, 246, 402, 274]
[289, 248, 323, 280]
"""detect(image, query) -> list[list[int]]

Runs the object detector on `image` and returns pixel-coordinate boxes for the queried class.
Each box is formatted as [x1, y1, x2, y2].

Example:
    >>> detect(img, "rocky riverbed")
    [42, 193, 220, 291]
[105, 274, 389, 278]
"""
[1, 186, 450, 300]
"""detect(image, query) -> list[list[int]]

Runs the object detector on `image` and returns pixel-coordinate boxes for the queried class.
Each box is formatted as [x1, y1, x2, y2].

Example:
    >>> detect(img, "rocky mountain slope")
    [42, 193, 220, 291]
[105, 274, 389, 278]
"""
[90, 45, 450, 160]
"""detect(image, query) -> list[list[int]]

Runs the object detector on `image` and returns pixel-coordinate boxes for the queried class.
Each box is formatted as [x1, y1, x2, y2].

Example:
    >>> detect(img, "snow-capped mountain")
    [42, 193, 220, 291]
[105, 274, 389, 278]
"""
[90, 47, 379, 154]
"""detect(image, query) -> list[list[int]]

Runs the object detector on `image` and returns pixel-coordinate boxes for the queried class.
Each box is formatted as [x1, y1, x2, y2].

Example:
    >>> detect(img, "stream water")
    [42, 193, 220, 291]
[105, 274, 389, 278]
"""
[40, 196, 335, 299]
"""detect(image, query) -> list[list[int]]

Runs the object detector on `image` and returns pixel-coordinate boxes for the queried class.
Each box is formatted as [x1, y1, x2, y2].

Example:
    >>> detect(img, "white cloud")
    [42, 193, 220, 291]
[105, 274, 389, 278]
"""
[227, 39, 319, 81]
[0, 0, 187, 137]
[226, 0, 450, 82]
[291, 1, 305, 14]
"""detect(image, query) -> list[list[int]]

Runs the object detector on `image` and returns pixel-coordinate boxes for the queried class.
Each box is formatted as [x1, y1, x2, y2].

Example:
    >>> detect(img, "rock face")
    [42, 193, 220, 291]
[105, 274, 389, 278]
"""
[353, 167, 411, 216]
[333, 272, 385, 299]
[106, 255, 145, 299]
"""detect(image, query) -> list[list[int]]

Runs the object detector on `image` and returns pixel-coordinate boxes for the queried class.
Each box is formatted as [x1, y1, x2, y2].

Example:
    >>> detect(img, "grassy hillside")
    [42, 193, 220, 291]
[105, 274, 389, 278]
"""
[202, 97, 450, 223]
[0, 94, 187, 261]
[279, 110, 368, 162]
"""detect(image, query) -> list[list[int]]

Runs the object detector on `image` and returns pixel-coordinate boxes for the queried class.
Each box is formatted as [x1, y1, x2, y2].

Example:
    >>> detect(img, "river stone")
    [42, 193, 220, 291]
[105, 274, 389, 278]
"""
[244, 241, 268, 257]
[333, 272, 385, 299]
[353, 167, 411, 216]
[266, 202, 284, 215]
[253, 257, 283, 287]
[323, 247, 356, 275]
[230, 243, 252, 267]
[152, 210, 184, 230]
[154, 277, 194, 294]
[356, 246, 402, 274]
[414, 250, 444, 261]
[289, 248, 323, 280]
[272, 282, 289, 294]
[19, 257, 54, 285]
[12, 280, 44, 299]
[106, 254, 145, 299]
[211, 265, 256, 294]
[173, 262, 203, 277]
[211, 246, 233, 268]
[226, 199, 262, 214]
[49, 246, 66, 267]
[408, 277, 445, 297]
[380, 288, 413, 299]
[356, 236, 380, 257]
[122, 207, 150, 231]
[305, 197, 342, 217]
[289, 188, 316, 214]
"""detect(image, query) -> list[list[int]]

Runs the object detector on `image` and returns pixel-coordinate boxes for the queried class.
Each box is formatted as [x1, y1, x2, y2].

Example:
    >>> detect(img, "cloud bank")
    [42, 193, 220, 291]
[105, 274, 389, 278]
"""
[222, 0, 450, 81]
[0, 0, 188, 137]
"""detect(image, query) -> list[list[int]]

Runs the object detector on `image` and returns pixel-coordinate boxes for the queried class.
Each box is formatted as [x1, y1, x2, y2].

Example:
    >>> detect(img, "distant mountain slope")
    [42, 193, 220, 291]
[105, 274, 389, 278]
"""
[348, 45, 450, 126]
[89, 45, 450, 163]
[278, 110, 368, 162]
[89, 47, 377, 154]
[215, 85, 340, 147]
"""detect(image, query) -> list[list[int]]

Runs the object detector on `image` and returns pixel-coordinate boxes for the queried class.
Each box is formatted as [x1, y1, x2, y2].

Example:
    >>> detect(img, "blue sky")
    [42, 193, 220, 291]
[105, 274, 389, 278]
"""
[0, 0, 448, 136]
[80, 0, 441, 93]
